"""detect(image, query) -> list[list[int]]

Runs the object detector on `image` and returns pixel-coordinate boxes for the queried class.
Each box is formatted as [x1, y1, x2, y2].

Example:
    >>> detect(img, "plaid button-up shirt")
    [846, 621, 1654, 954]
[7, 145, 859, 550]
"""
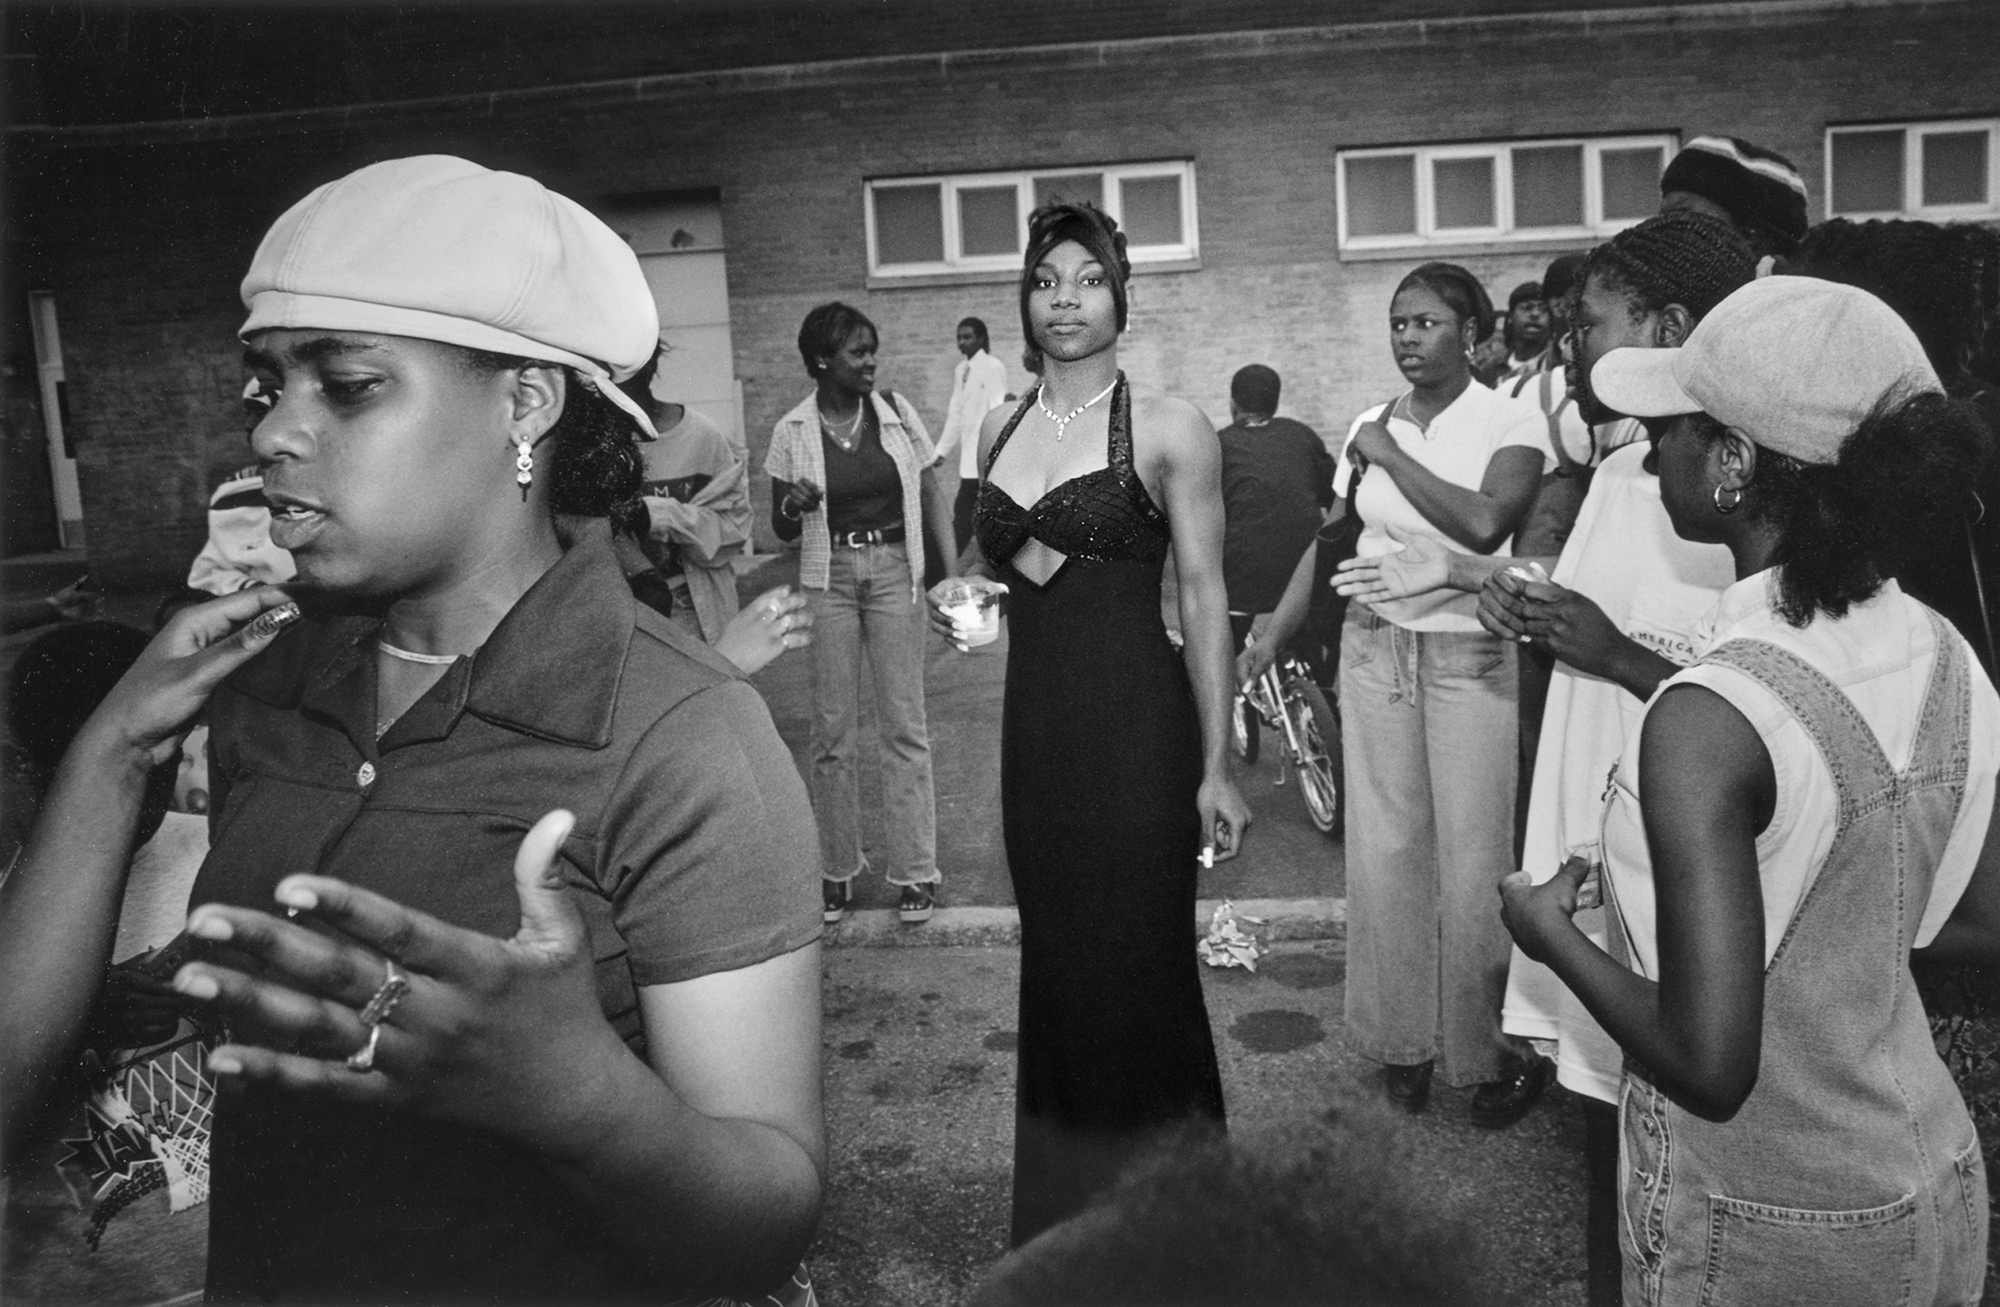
[765, 389, 934, 600]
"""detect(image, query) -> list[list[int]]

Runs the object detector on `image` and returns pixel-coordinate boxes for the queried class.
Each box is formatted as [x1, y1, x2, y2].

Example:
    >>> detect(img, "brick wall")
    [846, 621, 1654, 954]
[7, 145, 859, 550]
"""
[12, 0, 1998, 582]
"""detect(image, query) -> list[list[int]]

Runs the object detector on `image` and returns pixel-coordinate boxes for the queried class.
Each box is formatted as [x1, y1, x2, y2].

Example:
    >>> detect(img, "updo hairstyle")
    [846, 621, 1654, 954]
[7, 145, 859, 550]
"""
[1019, 202, 1132, 344]
[1392, 263, 1496, 343]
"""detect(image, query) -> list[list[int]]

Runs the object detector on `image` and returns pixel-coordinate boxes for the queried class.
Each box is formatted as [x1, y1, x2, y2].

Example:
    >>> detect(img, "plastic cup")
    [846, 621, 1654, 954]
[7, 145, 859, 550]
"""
[940, 579, 1008, 647]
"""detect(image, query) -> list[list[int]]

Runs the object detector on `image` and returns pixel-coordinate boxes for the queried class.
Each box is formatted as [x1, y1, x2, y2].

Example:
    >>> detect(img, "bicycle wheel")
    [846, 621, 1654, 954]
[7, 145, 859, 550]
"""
[1286, 677, 1342, 836]
[1231, 690, 1260, 764]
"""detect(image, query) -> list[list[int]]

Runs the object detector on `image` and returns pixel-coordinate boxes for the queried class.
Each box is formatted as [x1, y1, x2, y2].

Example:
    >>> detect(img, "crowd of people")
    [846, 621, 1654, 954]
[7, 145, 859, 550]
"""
[4, 129, 2000, 1306]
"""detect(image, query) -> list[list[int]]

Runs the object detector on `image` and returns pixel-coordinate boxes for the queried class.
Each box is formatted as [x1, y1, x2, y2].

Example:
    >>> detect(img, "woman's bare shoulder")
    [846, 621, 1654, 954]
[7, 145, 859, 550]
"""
[1131, 389, 1218, 461]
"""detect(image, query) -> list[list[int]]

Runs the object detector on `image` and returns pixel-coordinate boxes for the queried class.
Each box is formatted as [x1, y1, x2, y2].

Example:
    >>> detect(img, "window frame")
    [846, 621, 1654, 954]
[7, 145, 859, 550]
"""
[1824, 118, 2000, 221]
[864, 160, 1200, 280]
[1335, 133, 1679, 254]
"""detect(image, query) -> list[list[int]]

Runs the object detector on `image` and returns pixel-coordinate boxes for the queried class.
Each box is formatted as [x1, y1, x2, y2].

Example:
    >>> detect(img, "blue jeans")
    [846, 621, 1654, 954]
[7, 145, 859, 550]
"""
[807, 542, 940, 887]
[1339, 603, 1525, 1087]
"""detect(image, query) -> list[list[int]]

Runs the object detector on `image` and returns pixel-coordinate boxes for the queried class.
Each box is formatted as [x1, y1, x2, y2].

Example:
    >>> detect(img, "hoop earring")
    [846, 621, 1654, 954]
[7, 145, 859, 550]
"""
[1713, 483, 1742, 515]
[515, 433, 535, 502]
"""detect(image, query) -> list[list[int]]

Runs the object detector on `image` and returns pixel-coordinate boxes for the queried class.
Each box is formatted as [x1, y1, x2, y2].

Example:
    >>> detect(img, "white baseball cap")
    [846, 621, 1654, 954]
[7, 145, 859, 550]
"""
[1589, 275, 1939, 465]
[240, 155, 660, 438]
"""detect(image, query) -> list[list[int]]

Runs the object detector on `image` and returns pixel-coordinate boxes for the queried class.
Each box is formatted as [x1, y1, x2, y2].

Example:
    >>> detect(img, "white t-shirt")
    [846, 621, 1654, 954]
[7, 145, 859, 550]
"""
[113, 813, 210, 962]
[1499, 442, 1736, 1102]
[1338, 381, 1550, 632]
[1604, 573, 2000, 984]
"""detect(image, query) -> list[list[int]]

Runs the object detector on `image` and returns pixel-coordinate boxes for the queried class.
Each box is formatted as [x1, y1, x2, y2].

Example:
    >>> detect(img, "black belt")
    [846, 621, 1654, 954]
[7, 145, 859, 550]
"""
[830, 525, 905, 547]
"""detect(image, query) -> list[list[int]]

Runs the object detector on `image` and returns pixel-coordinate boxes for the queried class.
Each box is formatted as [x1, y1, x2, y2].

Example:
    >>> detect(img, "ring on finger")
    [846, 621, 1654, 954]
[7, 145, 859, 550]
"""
[345, 1023, 384, 1072]
[345, 960, 408, 1073]
[356, 959, 410, 1027]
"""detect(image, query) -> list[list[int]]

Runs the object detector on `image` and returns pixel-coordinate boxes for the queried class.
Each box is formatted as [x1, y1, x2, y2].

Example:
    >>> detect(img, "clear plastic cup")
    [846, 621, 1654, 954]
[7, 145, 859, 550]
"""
[939, 579, 1008, 647]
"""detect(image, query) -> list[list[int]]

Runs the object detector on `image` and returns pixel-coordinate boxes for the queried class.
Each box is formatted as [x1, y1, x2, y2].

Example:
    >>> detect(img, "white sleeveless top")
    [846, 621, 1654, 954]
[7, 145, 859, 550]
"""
[1603, 572, 2000, 982]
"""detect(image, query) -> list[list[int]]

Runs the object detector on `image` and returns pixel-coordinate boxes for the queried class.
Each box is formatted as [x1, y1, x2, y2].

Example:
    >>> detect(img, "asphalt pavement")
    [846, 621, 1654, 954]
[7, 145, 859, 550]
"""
[810, 941, 1591, 1306]
[745, 550, 1588, 1306]
[741, 553, 1348, 918]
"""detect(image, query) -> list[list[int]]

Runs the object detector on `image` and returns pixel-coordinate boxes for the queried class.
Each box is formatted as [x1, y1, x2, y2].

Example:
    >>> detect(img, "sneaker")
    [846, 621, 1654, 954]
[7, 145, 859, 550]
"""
[898, 881, 937, 924]
[822, 878, 852, 924]
[1469, 1053, 1556, 1129]
[1380, 1060, 1434, 1114]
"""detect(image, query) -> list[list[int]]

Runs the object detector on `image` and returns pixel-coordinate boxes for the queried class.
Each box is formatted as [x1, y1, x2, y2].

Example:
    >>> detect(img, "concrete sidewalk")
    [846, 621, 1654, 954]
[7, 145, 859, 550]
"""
[810, 940, 1589, 1306]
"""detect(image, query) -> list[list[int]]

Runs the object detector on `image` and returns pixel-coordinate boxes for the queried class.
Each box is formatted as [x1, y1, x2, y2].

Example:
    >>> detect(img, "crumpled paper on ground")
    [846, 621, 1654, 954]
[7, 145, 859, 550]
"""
[1197, 899, 1267, 972]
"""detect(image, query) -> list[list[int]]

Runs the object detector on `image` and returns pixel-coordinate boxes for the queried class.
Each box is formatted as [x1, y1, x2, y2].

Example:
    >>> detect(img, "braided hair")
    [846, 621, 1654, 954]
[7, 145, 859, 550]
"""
[1582, 209, 1757, 324]
[1795, 219, 1986, 381]
[1392, 263, 1496, 342]
[1020, 202, 1131, 345]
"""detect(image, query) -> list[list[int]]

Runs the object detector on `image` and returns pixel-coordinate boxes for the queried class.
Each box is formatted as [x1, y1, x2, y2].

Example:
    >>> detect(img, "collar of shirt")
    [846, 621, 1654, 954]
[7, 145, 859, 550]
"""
[1689, 566, 1776, 658]
[225, 517, 635, 753]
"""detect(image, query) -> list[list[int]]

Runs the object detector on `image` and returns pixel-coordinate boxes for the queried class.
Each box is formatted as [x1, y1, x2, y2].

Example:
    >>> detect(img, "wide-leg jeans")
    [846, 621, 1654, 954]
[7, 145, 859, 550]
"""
[1339, 602, 1523, 1087]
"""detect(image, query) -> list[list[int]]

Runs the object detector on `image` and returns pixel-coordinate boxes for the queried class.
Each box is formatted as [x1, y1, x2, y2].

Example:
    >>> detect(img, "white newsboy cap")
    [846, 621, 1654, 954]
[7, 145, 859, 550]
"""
[239, 155, 660, 438]
[1588, 275, 1940, 466]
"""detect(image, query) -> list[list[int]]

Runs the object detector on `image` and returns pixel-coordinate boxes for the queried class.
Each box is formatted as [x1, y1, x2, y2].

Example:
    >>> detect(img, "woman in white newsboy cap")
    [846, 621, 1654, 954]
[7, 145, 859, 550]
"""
[2, 155, 826, 1305]
[1504, 275, 2000, 1306]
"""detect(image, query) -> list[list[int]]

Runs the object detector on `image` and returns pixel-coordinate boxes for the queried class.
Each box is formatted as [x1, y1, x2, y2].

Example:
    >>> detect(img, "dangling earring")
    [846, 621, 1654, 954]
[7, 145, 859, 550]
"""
[515, 433, 535, 502]
[1713, 483, 1742, 515]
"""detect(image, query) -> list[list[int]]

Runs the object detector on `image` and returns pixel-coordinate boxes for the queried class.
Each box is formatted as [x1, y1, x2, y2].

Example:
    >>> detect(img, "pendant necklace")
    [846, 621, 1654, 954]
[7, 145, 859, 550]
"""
[819, 402, 864, 452]
[1035, 378, 1118, 442]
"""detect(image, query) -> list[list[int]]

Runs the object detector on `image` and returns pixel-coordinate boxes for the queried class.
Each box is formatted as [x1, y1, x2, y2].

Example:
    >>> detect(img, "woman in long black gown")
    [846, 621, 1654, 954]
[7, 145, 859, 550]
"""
[930, 202, 1251, 1245]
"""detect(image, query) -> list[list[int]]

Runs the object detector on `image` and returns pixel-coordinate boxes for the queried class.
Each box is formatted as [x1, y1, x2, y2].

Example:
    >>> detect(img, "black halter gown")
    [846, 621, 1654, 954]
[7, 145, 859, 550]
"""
[975, 375, 1227, 1246]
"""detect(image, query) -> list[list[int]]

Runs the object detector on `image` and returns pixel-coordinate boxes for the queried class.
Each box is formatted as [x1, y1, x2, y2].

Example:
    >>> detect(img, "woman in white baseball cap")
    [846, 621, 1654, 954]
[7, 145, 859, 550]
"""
[1502, 274, 2000, 1305]
[20, 156, 826, 1304]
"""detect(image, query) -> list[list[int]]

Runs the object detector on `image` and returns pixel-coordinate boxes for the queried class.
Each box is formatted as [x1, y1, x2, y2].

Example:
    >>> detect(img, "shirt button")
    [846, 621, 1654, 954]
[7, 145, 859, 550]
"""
[357, 761, 377, 788]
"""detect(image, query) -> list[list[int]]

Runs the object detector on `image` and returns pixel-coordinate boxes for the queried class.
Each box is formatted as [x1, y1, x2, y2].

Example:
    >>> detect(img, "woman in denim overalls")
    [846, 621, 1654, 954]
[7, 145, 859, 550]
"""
[1504, 277, 2000, 1305]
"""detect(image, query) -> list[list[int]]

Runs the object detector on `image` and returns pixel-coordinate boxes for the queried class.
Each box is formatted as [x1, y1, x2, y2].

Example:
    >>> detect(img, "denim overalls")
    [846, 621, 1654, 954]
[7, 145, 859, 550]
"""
[1614, 612, 1988, 1306]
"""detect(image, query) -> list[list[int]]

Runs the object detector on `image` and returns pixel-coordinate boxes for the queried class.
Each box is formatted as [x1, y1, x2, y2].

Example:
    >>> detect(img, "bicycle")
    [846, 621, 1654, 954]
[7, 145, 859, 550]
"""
[1231, 637, 1343, 836]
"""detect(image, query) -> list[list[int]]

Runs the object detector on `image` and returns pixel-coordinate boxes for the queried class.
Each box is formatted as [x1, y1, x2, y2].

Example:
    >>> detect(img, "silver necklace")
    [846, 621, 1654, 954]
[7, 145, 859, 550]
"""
[819, 402, 864, 451]
[377, 640, 461, 666]
[1035, 379, 1118, 442]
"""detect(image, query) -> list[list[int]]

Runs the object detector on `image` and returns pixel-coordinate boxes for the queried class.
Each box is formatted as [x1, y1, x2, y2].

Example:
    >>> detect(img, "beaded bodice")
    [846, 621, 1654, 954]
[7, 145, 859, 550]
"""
[974, 375, 1171, 570]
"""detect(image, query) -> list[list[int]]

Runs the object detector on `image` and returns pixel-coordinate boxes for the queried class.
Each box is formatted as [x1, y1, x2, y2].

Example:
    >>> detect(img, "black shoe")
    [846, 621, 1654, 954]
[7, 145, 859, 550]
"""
[1381, 1061, 1433, 1114]
[822, 878, 852, 924]
[898, 881, 937, 923]
[1470, 1054, 1556, 1129]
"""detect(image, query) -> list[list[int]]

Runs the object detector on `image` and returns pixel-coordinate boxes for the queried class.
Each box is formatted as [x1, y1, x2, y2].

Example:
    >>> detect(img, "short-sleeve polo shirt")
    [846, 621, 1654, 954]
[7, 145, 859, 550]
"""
[195, 517, 821, 1303]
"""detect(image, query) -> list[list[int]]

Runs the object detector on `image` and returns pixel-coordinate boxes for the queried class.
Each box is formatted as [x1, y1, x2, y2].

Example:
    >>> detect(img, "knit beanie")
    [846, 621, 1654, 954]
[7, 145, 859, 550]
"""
[1660, 136, 1810, 256]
